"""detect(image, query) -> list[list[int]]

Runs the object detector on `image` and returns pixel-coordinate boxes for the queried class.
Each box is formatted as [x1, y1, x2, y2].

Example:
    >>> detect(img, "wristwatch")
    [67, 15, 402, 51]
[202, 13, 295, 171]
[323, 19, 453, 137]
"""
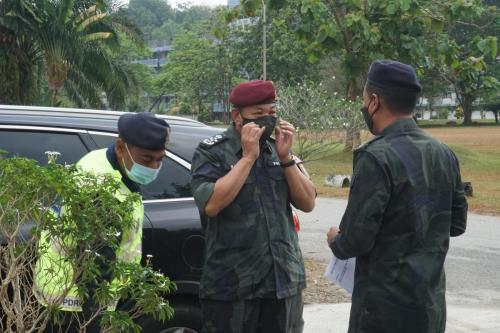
[280, 156, 296, 168]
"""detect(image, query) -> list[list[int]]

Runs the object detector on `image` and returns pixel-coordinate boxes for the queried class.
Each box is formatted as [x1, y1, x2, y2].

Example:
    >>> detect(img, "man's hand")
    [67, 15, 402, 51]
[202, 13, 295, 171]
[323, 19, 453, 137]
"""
[241, 122, 265, 161]
[275, 119, 295, 162]
[326, 226, 340, 246]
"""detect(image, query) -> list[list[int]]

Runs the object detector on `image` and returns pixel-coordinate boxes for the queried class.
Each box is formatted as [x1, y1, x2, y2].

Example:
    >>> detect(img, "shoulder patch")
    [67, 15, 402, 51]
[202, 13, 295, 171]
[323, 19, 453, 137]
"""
[200, 133, 228, 148]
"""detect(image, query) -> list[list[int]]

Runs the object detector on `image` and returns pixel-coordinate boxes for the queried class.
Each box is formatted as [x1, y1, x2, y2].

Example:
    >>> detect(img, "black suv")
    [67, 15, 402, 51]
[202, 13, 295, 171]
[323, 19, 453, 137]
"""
[0, 105, 223, 332]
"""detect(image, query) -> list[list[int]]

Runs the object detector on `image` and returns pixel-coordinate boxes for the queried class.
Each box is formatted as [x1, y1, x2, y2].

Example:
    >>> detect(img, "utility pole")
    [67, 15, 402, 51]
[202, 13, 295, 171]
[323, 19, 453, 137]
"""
[262, 0, 267, 80]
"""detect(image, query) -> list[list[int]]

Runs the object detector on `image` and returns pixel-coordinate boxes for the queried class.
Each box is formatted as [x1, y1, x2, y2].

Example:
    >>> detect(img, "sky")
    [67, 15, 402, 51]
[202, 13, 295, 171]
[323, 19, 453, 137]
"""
[169, 0, 227, 7]
[119, 0, 228, 9]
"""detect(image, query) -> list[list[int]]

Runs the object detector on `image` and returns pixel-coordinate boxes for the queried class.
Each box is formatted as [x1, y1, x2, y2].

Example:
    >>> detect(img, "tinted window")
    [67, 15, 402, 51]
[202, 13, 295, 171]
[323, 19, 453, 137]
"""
[91, 133, 116, 148]
[141, 158, 191, 200]
[91, 134, 192, 200]
[0, 130, 88, 165]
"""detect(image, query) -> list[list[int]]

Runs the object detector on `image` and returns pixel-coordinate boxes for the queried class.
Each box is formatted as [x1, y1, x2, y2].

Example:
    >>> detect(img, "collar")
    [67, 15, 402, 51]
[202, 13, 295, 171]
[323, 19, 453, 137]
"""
[106, 144, 140, 193]
[380, 117, 419, 136]
[225, 124, 243, 156]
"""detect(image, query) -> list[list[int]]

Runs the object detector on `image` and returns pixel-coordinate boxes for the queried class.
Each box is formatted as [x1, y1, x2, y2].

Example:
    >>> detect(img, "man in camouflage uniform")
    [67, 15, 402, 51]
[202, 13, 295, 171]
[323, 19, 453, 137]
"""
[327, 60, 468, 333]
[191, 80, 316, 333]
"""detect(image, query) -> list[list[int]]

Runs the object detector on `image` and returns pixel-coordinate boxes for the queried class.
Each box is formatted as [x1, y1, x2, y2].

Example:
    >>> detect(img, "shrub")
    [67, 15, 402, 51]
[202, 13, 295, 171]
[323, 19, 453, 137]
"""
[197, 104, 212, 123]
[178, 102, 192, 115]
[438, 109, 450, 119]
[0, 154, 174, 332]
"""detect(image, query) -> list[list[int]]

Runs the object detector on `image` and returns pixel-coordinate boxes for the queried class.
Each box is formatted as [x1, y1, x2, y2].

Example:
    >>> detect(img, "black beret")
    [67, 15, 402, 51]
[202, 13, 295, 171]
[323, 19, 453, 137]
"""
[367, 60, 422, 93]
[229, 80, 276, 107]
[118, 112, 170, 150]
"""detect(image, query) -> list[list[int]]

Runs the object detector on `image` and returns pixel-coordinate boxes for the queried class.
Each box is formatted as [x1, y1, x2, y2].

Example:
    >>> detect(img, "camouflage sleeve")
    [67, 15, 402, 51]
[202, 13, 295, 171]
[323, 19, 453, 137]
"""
[450, 151, 467, 237]
[190, 146, 225, 213]
[330, 151, 390, 259]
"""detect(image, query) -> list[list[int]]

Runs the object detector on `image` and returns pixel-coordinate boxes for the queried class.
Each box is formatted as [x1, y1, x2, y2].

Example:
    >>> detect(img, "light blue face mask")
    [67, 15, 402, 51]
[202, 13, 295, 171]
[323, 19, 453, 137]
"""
[122, 144, 162, 185]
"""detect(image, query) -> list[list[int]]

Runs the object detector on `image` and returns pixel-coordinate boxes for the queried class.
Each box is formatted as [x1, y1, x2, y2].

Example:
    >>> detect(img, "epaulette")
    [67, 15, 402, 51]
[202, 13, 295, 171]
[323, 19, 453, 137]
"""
[356, 135, 385, 151]
[200, 133, 228, 148]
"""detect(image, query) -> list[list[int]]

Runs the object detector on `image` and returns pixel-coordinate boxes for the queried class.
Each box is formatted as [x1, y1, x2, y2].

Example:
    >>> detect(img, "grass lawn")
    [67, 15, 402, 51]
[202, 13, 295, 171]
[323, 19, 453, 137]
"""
[303, 126, 500, 216]
[417, 119, 499, 127]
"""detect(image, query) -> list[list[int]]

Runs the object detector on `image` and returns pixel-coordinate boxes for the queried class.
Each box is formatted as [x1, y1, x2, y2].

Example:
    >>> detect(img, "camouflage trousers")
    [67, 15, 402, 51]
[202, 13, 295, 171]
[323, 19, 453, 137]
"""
[200, 292, 304, 333]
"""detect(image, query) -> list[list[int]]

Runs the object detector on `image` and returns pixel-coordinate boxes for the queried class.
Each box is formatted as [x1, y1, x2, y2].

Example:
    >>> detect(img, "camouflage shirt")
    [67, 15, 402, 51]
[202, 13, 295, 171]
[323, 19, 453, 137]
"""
[330, 118, 467, 333]
[191, 125, 306, 301]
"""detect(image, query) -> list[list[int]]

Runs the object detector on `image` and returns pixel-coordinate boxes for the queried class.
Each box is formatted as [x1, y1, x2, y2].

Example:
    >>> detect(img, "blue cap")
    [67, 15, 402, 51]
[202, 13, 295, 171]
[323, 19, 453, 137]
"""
[367, 60, 422, 93]
[118, 112, 170, 150]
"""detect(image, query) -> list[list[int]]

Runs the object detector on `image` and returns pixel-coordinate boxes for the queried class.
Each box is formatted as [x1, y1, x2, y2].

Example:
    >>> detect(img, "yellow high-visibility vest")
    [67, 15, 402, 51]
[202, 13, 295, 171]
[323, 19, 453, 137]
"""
[34, 148, 144, 311]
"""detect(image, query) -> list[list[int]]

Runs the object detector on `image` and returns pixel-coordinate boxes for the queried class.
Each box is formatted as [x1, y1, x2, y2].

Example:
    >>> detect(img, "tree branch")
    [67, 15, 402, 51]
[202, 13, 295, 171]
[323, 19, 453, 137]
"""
[330, 0, 350, 49]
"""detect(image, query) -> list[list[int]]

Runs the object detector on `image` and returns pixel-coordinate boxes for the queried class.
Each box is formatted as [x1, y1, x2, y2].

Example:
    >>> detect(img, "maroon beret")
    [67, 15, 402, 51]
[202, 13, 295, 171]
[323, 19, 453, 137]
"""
[229, 80, 276, 107]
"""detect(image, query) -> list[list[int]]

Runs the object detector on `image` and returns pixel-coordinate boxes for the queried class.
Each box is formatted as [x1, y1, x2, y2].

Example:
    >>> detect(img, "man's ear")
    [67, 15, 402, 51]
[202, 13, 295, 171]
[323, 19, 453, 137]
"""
[231, 108, 241, 125]
[115, 138, 126, 159]
[371, 93, 381, 112]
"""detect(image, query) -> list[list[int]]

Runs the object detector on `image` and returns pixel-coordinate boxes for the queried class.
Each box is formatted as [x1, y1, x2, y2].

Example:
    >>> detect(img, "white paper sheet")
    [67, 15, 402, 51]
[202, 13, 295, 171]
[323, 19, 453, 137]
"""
[324, 255, 356, 294]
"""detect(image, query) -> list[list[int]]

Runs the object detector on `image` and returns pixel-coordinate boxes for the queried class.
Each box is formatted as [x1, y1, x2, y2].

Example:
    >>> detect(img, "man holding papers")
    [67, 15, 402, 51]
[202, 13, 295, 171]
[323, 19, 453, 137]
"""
[326, 60, 468, 333]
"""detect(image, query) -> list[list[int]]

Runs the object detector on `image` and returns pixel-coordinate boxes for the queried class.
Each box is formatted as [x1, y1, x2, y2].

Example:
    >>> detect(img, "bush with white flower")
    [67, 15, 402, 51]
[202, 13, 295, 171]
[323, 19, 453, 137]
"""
[277, 82, 363, 161]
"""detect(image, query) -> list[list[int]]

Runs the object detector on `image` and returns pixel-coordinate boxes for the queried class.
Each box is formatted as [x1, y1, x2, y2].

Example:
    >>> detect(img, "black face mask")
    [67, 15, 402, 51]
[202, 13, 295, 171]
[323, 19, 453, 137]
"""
[360, 101, 379, 134]
[242, 115, 277, 144]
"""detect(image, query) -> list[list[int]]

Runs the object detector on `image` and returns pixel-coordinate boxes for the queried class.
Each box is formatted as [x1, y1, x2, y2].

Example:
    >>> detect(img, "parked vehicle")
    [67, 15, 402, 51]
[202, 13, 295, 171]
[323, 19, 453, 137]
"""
[0, 105, 222, 332]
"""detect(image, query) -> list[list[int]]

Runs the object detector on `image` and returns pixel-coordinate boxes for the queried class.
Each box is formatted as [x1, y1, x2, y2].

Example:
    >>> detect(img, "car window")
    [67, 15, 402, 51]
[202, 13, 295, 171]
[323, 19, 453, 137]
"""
[91, 134, 192, 200]
[0, 130, 88, 165]
[141, 158, 192, 200]
[91, 133, 117, 148]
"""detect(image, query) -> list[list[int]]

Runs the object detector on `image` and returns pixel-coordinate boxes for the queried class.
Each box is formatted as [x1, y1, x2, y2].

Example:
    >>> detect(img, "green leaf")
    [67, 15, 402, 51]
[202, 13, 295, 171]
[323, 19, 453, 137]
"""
[300, 4, 309, 15]
[430, 19, 444, 32]
[386, 3, 396, 15]
[401, 0, 411, 12]
[477, 36, 498, 59]
[451, 59, 461, 70]
[470, 57, 486, 71]
[84, 32, 113, 42]
[307, 52, 318, 63]
[77, 12, 108, 32]
[317, 24, 330, 42]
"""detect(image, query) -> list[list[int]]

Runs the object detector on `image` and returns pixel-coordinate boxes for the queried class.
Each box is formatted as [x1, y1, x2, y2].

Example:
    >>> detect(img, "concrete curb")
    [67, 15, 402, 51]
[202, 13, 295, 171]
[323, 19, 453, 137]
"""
[303, 303, 500, 333]
[304, 303, 350, 333]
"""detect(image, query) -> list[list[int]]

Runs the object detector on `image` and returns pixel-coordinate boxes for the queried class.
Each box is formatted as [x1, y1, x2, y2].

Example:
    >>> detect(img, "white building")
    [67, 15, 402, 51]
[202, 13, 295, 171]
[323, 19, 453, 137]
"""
[416, 92, 495, 121]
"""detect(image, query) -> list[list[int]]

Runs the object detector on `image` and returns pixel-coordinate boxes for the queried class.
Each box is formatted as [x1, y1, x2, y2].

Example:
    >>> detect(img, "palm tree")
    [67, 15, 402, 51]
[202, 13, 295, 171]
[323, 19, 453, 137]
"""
[0, 0, 42, 105]
[0, 0, 142, 107]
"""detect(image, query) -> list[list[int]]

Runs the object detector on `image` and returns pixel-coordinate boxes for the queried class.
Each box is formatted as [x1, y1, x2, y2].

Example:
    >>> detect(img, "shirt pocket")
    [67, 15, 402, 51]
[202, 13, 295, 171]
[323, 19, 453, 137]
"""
[265, 162, 289, 204]
[219, 168, 259, 220]
[266, 161, 285, 181]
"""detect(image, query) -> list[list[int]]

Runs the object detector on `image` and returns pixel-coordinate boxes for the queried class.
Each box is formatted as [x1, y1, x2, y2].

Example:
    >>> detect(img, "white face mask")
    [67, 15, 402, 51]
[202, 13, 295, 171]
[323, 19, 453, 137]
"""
[122, 144, 162, 185]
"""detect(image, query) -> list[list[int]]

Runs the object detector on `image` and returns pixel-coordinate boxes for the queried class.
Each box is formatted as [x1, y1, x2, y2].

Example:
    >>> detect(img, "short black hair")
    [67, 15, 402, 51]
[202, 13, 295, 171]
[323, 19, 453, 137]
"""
[365, 83, 418, 114]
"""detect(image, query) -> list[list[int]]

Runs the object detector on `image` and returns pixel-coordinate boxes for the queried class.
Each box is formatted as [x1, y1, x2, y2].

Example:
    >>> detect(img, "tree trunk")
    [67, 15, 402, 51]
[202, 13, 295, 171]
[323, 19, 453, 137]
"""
[0, 40, 37, 105]
[494, 110, 499, 124]
[0, 50, 21, 104]
[345, 126, 361, 151]
[462, 94, 473, 125]
[344, 80, 361, 151]
[51, 88, 59, 107]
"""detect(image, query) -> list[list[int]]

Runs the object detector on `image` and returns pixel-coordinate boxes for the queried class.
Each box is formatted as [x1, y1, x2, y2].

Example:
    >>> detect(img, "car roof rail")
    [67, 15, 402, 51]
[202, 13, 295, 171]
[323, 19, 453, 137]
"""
[0, 104, 203, 125]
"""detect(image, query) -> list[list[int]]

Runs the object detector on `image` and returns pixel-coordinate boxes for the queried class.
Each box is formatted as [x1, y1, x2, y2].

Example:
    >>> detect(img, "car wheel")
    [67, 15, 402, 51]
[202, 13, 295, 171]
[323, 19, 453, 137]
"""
[159, 328, 198, 333]
[138, 299, 203, 333]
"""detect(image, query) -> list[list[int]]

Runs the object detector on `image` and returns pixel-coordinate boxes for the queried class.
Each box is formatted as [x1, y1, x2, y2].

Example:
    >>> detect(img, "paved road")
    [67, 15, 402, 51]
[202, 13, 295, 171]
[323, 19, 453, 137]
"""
[298, 197, 500, 332]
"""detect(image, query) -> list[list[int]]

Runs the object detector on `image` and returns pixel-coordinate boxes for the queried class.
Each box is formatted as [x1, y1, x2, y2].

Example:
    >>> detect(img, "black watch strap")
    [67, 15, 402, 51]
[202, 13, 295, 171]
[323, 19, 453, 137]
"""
[280, 159, 296, 168]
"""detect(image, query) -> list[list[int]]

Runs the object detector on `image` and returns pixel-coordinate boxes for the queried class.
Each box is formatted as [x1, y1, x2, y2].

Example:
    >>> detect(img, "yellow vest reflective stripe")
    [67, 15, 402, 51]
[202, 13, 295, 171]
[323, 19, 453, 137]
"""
[34, 149, 144, 312]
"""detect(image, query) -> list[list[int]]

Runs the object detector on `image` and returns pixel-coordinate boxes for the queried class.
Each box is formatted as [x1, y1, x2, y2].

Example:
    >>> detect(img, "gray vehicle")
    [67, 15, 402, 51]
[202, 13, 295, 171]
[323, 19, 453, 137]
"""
[0, 105, 222, 333]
